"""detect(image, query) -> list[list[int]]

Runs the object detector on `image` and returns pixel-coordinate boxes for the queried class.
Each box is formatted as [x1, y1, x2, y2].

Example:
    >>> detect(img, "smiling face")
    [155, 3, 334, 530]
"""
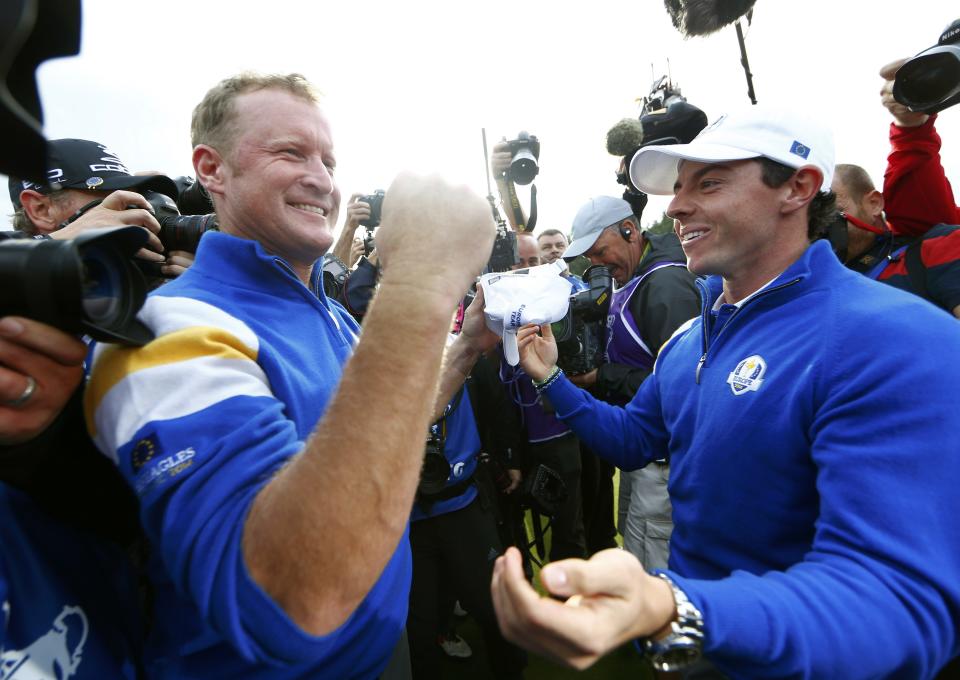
[215, 88, 340, 274]
[667, 159, 803, 301]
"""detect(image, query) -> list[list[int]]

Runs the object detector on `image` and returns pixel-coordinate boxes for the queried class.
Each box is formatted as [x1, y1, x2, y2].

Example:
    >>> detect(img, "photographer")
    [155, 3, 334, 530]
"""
[880, 54, 960, 237]
[0, 314, 144, 677]
[537, 229, 568, 264]
[562, 196, 698, 570]
[407, 344, 526, 679]
[7, 138, 193, 277]
[831, 163, 960, 318]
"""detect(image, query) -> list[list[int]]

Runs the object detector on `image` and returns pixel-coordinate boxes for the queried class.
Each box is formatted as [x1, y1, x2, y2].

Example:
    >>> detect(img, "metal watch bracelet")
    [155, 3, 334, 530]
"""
[643, 572, 705, 672]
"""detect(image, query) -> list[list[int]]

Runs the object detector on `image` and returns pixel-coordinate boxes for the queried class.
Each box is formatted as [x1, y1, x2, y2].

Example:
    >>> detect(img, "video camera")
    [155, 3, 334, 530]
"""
[894, 18, 960, 114]
[552, 265, 613, 375]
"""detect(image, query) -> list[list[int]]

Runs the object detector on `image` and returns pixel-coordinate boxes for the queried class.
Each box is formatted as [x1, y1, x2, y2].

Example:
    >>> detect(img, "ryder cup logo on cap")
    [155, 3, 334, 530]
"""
[629, 105, 835, 196]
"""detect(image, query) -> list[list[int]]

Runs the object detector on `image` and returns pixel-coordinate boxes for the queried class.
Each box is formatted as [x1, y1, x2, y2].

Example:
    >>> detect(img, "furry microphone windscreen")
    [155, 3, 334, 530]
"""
[606, 118, 645, 156]
[663, 0, 756, 37]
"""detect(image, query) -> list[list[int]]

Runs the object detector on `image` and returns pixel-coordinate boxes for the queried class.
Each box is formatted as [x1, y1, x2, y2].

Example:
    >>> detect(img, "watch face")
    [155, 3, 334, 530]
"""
[658, 645, 702, 672]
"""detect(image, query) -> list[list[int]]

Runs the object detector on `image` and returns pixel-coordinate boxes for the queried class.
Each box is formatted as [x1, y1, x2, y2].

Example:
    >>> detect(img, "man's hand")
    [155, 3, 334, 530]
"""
[491, 547, 676, 670]
[343, 193, 372, 233]
[516, 323, 558, 382]
[349, 237, 365, 268]
[569, 369, 597, 388]
[376, 173, 496, 304]
[460, 286, 500, 355]
[880, 58, 930, 128]
[161, 250, 195, 278]
[51, 189, 165, 262]
[0, 317, 86, 445]
[491, 140, 512, 180]
[504, 468, 522, 494]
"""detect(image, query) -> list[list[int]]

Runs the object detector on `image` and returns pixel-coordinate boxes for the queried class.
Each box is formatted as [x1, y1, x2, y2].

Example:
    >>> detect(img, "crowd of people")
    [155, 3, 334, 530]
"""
[2, 15, 960, 680]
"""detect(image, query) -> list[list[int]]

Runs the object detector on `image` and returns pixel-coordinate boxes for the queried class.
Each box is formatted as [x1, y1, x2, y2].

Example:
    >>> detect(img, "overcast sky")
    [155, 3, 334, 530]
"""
[4, 0, 958, 239]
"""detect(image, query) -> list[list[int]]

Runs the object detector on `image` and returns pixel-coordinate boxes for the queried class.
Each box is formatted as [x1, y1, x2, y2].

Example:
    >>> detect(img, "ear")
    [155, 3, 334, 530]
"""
[861, 189, 885, 221]
[620, 218, 636, 241]
[193, 144, 226, 200]
[18, 190, 60, 234]
[780, 166, 821, 217]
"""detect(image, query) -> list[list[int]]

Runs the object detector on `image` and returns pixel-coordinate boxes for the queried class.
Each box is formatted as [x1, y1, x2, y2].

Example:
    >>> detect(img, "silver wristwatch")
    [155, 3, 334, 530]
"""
[643, 572, 705, 671]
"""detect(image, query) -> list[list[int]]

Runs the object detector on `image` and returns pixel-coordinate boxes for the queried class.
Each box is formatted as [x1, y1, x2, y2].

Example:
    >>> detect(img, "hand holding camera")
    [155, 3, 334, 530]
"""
[52, 189, 164, 260]
[880, 58, 930, 128]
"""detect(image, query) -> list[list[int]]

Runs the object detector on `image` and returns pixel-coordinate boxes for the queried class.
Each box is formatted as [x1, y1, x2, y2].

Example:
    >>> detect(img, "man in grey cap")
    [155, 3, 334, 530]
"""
[564, 195, 698, 570]
[491, 106, 960, 679]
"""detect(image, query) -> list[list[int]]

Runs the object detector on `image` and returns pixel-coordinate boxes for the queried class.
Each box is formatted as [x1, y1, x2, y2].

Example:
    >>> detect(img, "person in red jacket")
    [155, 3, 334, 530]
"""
[880, 58, 960, 237]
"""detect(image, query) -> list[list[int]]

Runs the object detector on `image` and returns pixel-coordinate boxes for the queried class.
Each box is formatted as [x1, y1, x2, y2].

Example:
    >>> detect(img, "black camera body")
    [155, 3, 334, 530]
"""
[140, 190, 219, 255]
[894, 19, 960, 114]
[506, 131, 540, 185]
[358, 190, 386, 229]
[487, 226, 519, 272]
[552, 265, 613, 375]
[520, 463, 567, 517]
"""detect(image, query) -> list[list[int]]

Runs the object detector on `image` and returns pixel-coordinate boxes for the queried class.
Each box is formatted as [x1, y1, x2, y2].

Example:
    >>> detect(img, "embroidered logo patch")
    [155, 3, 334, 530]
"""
[726, 355, 766, 395]
[789, 141, 810, 159]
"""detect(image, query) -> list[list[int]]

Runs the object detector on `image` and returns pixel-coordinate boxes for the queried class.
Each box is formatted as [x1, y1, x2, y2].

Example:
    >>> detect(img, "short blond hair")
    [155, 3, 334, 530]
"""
[191, 72, 321, 155]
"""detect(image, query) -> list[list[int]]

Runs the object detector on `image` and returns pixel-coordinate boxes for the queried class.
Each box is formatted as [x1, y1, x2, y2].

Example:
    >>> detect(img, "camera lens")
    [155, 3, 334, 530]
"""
[509, 150, 539, 185]
[0, 227, 154, 345]
[80, 244, 123, 325]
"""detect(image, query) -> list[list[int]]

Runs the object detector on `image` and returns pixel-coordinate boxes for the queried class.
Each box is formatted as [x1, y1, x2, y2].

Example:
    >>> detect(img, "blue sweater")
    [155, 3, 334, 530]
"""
[85, 232, 411, 679]
[544, 240, 960, 679]
[0, 484, 142, 679]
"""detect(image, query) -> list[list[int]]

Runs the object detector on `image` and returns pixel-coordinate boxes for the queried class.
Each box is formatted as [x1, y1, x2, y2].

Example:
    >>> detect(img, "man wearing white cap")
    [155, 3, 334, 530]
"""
[563, 195, 698, 570]
[491, 106, 960, 679]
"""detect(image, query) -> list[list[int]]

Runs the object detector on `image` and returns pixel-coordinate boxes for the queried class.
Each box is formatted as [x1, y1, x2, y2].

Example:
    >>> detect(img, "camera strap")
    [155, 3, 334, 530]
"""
[504, 182, 538, 233]
[56, 198, 104, 230]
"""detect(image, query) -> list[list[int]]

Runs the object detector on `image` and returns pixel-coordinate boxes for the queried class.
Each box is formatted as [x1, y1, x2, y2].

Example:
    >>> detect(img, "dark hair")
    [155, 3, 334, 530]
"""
[537, 228, 567, 242]
[756, 157, 836, 240]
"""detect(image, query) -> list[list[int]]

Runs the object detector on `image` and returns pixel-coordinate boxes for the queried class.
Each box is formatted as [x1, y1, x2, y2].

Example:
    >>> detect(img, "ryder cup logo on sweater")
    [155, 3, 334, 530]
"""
[726, 355, 766, 395]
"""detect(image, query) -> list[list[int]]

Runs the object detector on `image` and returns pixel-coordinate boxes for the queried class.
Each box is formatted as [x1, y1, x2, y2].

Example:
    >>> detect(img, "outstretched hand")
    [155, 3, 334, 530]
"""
[491, 547, 675, 670]
[516, 323, 558, 382]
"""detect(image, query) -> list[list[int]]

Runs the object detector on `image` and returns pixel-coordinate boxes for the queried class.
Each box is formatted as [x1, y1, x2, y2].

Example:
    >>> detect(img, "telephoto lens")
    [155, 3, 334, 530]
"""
[0, 226, 154, 345]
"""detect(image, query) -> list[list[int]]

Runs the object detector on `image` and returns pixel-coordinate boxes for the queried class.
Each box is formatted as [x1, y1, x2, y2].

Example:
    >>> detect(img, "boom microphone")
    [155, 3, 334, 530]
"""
[606, 118, 645, 157]
[663, 0, 756, 37]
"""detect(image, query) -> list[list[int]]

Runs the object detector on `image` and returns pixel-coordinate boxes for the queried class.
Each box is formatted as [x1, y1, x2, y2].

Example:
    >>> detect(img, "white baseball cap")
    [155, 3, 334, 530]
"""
[629, 106, 835, 196]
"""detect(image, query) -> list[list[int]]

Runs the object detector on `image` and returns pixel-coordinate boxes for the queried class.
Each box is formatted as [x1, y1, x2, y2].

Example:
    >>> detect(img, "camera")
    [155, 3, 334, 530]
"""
[505, 131, 540, 185]
[172, 175, 215, 216]
[487, 226, 519, 272]
[358, 190, 386, 229]
[552, 265, 613, 375]
[418, 435, 452, 497]
[0, 226, 154, 346]
[894, 19, 960, 114]
[140, 189, 219, 254]
[520, 464, 567, 517]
